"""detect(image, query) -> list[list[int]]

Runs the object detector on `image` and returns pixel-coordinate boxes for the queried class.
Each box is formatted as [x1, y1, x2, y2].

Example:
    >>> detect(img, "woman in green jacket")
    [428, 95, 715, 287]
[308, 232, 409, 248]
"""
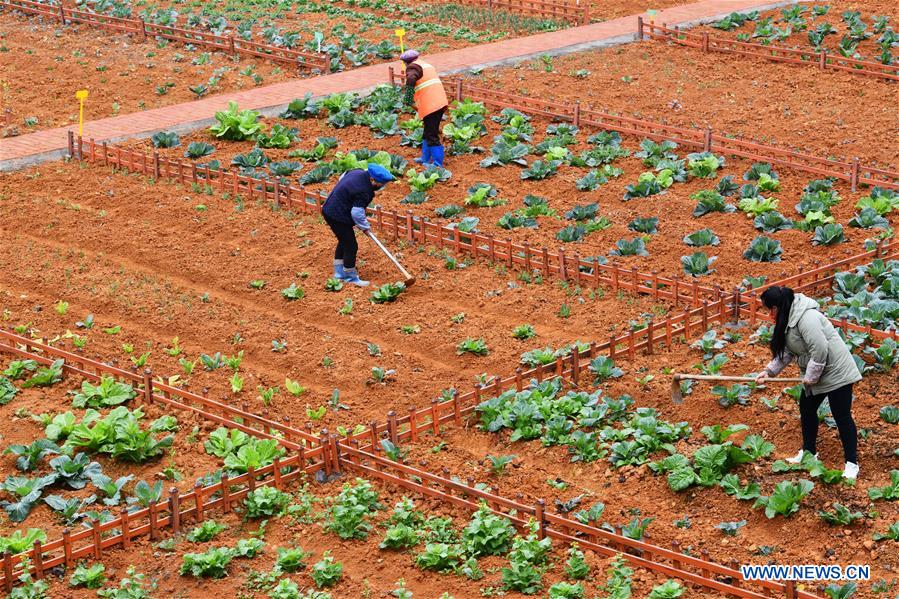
[755, 286, 863, 480]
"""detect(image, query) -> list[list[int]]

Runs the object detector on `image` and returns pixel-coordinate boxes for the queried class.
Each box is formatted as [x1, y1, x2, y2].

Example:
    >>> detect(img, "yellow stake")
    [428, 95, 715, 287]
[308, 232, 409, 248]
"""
[75, 89, 89, 137]
[395, 28, 406, 73]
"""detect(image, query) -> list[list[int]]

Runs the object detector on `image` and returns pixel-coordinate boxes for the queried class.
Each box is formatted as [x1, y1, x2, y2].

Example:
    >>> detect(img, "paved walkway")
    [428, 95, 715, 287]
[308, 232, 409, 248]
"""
[0, 0, 794, 171]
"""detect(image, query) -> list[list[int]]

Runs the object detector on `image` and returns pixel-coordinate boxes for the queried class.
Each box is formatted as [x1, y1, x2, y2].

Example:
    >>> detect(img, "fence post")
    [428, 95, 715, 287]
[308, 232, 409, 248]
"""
[143, 368, 153, 404]
[819, 50, 827, 70]
[331, 434, 342, 473]
[138, 18, 147, 42]
[169, 487, 181, 535]
[573, 102, 580, 128]
[387, 412, 398, 444]
[571, 346, 580, 385]
[31, 539, 43, 580]
[229, 35, 236, 54]
[2, 551, 10, 593]
[62, 529, 72, 567]
[58, 3, 66, 24]
[67, 130, 75, 158]
[703, 126, 713, 152]
[535, 499, 546, 539]
[455, 79, 463, 102]
[153, 151, 161, 179]
[701, 32, 710, 52]
[430, 399, 440, 434]
[785, 581, 797, 599]
[388, 65, 395, 85]
[91, 519, 101, 558]
[636, 16, 643, 40]
[850, 157, 860, 192]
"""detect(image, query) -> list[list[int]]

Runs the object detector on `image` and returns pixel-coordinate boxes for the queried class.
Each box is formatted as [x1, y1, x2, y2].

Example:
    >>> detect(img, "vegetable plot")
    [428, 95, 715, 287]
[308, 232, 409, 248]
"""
[127, 84, 892, 288]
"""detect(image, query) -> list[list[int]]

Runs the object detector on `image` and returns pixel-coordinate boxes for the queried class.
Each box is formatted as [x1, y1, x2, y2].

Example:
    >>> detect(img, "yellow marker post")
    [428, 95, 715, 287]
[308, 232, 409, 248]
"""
[75, 89, 89, 137]
[395, 28, 406, 73]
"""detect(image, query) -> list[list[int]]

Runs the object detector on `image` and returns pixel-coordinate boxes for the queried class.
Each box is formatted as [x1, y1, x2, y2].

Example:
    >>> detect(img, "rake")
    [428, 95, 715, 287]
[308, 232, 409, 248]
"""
[670, 373, 803, 404]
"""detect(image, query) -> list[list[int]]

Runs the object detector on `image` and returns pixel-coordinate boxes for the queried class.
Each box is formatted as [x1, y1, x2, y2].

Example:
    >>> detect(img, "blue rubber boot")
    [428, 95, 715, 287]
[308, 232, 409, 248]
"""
[333, 259, 346, 280]
[429, 144, 445, 167]
[414, 141, 430, 164]
[342, 268, 370, 287]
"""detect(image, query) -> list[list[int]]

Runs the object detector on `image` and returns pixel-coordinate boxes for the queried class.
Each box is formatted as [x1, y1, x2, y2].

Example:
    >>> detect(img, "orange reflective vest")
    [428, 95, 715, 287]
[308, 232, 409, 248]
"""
[412, 60, 448, 119]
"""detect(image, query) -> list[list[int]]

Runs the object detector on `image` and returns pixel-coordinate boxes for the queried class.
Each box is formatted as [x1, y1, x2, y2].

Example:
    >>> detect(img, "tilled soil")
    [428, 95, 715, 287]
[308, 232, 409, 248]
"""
[126, 105, 887, 289]
[0, 15, 301, 134]
[0, 159, 676, 435]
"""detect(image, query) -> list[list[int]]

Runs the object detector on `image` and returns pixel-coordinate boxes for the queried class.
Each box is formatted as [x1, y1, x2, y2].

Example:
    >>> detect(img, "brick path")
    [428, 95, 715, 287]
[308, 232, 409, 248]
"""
[0, 0, 794, 171]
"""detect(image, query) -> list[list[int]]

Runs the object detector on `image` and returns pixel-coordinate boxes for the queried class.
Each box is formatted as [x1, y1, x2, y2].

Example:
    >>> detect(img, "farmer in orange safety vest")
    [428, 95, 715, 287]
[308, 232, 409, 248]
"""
[400, 50, 449, 167]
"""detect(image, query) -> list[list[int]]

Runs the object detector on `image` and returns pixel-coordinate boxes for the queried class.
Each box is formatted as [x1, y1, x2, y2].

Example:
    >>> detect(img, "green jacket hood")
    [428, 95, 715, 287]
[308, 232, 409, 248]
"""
[787, 293, 820, 328]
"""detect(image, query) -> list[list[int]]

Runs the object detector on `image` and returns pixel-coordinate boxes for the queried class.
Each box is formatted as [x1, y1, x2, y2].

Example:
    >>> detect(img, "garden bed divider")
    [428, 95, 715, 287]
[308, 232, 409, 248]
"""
[0, 0, 329, 73]
[449, 0, 589, 26]
[385, 72, 898, 191]
[641, 20, 899, 83]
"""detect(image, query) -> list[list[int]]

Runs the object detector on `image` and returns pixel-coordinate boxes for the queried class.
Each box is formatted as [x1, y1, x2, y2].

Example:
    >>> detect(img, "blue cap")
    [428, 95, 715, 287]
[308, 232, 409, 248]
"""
[367, 163, 395, 184]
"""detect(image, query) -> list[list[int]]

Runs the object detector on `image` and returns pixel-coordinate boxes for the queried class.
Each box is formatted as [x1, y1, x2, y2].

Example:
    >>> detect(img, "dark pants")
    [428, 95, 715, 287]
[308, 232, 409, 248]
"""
[423, 106, 445, 147]
[800, 383, 857, 463]
[324, 216, 358, 269]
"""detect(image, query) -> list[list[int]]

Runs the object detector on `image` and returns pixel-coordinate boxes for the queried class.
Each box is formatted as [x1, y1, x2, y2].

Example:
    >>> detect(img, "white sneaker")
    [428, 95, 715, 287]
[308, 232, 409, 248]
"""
[842, 462, 859, 481]
[786, 449, 817, 464]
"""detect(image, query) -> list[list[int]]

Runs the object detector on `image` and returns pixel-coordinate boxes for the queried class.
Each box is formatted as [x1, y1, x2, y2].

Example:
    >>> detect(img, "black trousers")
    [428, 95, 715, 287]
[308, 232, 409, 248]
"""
[800, 383, 857, 463]
[324, 216, 358, 269]
[422, 106, 445, 147]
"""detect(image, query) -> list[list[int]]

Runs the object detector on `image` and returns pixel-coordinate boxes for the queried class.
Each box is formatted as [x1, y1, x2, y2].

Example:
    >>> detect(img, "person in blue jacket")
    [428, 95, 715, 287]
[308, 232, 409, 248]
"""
[321, 164, 395, 287]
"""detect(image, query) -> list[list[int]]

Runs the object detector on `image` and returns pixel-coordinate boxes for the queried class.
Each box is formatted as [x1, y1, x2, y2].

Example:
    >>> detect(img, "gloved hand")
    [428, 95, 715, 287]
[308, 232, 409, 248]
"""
[351, 206, 371, 231]
[403, 84, 415, 107]
[754, 371, 769, 385]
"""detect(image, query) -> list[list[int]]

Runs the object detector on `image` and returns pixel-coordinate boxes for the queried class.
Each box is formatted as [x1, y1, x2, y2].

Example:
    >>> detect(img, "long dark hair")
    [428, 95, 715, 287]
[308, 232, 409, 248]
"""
[761, 286, 795, 359]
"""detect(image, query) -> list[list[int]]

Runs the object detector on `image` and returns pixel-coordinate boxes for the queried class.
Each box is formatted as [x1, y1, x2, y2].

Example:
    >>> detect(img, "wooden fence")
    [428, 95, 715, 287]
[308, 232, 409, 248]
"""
[386, 70, 899, 192]
[450, 0, 589, 26]
[639, 18, 899, 83]
[0, 0, 329, 73]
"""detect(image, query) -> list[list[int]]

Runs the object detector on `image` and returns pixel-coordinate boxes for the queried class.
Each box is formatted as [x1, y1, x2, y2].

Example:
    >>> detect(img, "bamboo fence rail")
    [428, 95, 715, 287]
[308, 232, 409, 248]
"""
[0, 0, 329, 72]
[639, 19, 899, 83]
[386, 70, 899, 192]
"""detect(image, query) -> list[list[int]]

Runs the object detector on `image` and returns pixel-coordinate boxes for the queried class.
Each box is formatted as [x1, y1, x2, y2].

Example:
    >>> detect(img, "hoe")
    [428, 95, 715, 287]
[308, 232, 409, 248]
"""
[365, 230, 416, 287]
[670, 373, 803, 404]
